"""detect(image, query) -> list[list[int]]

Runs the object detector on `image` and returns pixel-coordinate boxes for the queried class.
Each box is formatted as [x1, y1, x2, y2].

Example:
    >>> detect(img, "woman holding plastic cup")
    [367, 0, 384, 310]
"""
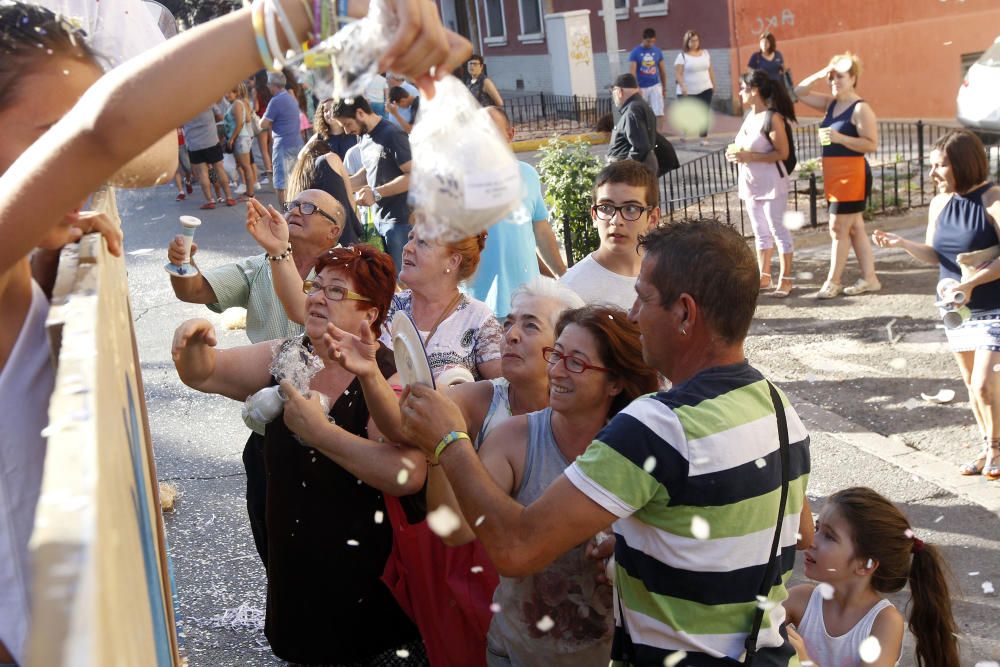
[796, 52, 881, 299]
[873, 130, 1000, 481]
[727, 69, 797, 297]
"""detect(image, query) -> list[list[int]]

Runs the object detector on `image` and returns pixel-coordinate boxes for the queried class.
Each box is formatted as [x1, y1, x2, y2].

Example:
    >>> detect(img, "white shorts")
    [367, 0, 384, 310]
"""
[640, 84, 664, 116]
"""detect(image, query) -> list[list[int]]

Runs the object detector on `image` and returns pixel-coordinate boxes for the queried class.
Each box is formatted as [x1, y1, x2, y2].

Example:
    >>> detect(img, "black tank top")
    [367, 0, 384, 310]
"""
[932, 183, 1000, 312]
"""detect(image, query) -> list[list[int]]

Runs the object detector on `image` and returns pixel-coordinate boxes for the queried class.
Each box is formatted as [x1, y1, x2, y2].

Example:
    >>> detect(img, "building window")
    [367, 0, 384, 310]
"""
[517, 0, 544, 42]
[483, 0, 506, 45]
[634, 0, 668, 17]
[598, 0, 629, 20]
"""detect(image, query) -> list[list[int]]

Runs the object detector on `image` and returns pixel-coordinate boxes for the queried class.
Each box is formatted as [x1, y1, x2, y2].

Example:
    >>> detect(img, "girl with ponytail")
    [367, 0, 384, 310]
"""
[783, 486, 960, 667]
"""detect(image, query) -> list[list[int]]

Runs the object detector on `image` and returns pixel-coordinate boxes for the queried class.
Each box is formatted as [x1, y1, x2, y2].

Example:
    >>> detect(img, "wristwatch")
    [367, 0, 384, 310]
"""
[373, 188, 383, 203]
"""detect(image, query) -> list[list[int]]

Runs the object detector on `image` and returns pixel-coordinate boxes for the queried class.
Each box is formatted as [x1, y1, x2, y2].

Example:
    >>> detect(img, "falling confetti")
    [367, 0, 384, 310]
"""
[691, 516, 710, 540]
[396, 649, 410, 658]
[643, 456, 657, 473]
[783, 211, 806, 231]
[470, 565, 484, 573]
[401, 457, 416, 470]
[994, 363, 1000, 372]
[859, 636, 881, 662]
[346, 539, 359, 546]
[754, 458, 766, 469]
[397, 469, 409, 485]
[127, 248, 155, 256]
[903, 398, 920, 411]
[490, 602, 502, 613]
[427, 505, 462, 537]
[904, 528, 915, 539]
[969, 571, 980, 576]
[475, 515, 486, 526]
[797, 271, 815, 281]
[817, 583, 834, 600]
[535, 615, 555, 632]
[866, 558, 874, 569]
[664, 651, 688, 667]
[374, 510, 384, 524]
[755, 595, 776, 611]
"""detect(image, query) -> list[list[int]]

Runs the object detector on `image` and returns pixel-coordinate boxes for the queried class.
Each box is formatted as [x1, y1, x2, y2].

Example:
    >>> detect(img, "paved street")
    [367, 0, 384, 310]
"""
[117, 175, 999, 664]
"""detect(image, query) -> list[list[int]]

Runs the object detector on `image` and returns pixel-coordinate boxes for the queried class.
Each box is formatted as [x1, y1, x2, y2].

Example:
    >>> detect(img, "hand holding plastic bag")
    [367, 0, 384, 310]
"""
[407, 76, 523, 240]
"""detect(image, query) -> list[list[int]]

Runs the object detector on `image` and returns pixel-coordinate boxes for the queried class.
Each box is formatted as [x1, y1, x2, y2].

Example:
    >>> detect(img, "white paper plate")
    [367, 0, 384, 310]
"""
[920, 388, 956, 404]
[391, 311, 435, 389]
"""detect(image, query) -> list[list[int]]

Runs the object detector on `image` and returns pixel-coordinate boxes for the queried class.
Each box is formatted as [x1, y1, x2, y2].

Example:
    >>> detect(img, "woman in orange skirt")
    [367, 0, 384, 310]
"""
[796, 52, 881, 299]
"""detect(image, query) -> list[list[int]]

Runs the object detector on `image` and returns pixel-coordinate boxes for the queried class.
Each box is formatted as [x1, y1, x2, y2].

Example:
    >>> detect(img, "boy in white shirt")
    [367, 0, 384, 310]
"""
[559, 160, 660, 311]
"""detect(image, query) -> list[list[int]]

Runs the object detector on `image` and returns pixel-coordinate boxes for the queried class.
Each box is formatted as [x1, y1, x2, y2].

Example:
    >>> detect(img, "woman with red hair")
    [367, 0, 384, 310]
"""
[171, 244, 428, 665]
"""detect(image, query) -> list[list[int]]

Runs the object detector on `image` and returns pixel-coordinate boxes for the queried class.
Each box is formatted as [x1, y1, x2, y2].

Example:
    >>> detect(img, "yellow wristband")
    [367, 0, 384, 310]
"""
[434, 431, 469, 463]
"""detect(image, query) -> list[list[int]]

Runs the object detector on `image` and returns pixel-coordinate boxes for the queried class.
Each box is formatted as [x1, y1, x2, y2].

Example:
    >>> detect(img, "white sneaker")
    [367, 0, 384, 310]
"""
[259, 176, 270, 185]
[843, 278, 882, 296]
[235, 183, 246, 194]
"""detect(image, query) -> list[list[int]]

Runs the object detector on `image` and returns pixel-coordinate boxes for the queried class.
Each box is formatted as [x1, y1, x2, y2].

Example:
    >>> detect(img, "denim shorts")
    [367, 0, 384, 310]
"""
[234, 135, 253, 155]
[271, 144, 300, 190]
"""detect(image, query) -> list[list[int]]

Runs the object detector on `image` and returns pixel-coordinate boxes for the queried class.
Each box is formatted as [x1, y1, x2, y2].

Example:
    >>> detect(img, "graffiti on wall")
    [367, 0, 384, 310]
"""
[569, 28, 592, 67]
[749, 8, 795, 35]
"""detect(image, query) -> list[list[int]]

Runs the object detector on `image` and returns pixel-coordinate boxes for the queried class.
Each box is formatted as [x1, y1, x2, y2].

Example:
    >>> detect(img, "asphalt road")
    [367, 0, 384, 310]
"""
[116, 176, 1000, 665]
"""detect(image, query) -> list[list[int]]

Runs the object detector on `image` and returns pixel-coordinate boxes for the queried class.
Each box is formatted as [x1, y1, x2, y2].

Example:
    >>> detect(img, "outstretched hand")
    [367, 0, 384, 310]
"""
[321, 320, 379, 377]
[872, 229, 904, 249]
[171, 318, 217, 361]
[378, 0, 472, 91]
[246, 198, 289, 256]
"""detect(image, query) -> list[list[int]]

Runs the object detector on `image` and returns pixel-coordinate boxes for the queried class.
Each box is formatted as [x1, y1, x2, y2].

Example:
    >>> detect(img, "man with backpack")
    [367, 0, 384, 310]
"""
[606, 73, 658, 177]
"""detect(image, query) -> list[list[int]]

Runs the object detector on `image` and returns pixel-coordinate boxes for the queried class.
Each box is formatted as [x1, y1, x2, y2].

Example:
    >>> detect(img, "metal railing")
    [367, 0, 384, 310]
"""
[507, 93, 612, 139]
[561, 121, 1000, 265]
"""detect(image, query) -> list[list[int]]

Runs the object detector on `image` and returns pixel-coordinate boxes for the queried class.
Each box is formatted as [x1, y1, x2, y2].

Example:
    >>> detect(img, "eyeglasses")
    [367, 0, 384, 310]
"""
[592, 203, 653, 222]
[542, 347, 610, 374]
[302, 280, 372, 302]
[283, 200, 341, 226]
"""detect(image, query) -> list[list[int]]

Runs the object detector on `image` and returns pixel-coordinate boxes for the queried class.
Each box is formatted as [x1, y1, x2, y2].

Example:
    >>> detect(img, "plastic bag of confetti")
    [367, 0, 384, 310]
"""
[407, 76, 522, 240]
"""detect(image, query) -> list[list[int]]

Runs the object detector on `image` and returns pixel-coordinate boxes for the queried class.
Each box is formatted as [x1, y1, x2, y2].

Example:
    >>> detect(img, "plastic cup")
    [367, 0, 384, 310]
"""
[177, 215, 201, 264]
[817, 128, 832, 146]
[726, 143, 740, 154]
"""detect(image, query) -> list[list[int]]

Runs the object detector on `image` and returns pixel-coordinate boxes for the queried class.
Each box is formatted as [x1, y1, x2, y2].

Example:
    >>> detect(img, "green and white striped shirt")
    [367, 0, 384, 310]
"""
[565, 361, 810, 666]
[203, 254, 313, 344]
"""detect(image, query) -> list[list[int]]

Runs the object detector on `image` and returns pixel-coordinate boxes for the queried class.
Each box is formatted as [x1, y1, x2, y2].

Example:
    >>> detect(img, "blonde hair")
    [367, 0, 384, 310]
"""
[828, 51, 862, 84]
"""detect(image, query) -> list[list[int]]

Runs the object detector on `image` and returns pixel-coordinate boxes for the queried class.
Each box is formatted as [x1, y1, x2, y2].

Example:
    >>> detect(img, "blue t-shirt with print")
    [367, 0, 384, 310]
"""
[629, 45, 664, 88]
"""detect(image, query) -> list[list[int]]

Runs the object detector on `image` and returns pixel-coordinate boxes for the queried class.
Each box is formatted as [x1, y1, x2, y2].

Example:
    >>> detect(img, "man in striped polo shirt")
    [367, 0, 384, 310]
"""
[402, 218, 813, 666]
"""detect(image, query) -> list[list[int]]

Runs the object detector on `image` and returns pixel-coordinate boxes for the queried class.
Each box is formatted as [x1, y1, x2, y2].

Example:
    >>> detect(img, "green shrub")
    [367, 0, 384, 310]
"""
[537, 137, 602, 264]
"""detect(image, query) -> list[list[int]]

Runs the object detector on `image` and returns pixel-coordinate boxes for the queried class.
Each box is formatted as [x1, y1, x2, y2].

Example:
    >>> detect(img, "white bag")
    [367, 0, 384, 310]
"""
[407, 76, 523, 240]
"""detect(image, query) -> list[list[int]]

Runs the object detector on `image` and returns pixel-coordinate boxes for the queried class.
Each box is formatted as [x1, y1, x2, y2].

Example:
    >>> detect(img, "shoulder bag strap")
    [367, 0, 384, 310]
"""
[743, 380, 791, 666]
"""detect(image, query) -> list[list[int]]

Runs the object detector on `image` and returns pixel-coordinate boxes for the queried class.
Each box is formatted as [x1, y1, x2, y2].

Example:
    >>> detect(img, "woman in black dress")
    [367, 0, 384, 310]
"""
[172, 245, 428, 665]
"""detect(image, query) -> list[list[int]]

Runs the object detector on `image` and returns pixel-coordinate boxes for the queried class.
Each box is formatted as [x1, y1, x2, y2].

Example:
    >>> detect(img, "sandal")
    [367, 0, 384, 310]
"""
[816, 281, 843, 300]
[770, 277, 794, 299]
[760, 273, 773, 290]
[175, 192, 186, 201]
[226, 198, 237, 207]
[199, 201, 216, 210]
[960, 447, 987, 476]
[986, 439, 1000, 481]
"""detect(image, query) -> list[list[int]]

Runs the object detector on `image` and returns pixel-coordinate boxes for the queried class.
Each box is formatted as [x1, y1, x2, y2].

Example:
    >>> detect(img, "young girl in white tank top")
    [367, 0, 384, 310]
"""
[782, 487, 959, 667]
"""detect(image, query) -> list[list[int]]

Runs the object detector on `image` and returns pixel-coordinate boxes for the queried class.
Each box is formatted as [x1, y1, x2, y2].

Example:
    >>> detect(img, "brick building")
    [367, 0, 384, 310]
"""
[437, 0, 1000, 118]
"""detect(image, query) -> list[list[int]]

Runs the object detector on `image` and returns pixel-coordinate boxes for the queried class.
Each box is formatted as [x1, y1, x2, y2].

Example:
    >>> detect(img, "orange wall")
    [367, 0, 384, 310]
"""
[726, 0, 1000, 118]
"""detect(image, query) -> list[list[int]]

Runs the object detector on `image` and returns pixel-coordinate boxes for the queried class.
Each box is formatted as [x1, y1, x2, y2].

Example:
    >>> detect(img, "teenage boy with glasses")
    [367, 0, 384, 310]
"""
[558, 161, 660, 311]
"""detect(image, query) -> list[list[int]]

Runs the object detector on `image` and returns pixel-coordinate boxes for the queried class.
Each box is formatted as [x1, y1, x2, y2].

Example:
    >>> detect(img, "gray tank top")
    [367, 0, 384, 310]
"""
[485, 409, 613, 666]
[475, 377, 512, 450]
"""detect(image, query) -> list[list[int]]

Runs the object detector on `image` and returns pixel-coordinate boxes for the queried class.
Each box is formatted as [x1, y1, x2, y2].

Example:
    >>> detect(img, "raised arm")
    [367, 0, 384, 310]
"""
[794, 66, 834, 112]
[171, 318, 274, 400]
[246, 198, 306, 324]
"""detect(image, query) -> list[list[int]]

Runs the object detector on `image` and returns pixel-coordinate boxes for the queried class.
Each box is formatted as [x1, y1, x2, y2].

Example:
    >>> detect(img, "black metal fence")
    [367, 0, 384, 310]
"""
[561, 121, 1000, 266]
[507, 93, 612, 139]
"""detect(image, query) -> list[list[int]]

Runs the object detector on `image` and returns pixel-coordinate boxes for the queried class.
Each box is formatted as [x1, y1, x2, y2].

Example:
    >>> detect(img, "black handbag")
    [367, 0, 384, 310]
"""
[743, 381, 792, 666]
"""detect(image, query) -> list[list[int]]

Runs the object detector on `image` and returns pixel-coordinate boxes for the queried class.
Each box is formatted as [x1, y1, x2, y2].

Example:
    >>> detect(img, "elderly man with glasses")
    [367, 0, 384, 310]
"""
[165, 187, 346, 565]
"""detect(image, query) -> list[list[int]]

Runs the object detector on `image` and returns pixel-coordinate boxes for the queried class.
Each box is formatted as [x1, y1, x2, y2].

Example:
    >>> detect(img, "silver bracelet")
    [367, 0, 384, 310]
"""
[266, 244, 293, 262]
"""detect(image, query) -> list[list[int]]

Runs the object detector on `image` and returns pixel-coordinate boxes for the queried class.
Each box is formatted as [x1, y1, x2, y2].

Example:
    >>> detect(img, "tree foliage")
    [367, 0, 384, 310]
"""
[536, 137, 601, 264]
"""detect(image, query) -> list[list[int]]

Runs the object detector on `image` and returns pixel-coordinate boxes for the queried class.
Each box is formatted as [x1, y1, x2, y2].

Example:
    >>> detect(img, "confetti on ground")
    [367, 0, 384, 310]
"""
[643, 456, 657, 473]
[664, 651, 688, 667]
[797, 271, 814, 281]
[969, 571, 980, 576]
[903, 398, 920, 410]
[691, 516, 710, 540]
[535, 615, 555, 632]
[193, 601, 265, 633]
[817, 583, 834, 600]
[859, 636, 881, 662]
[983, 581, 995, 595]
[427, 505, 462, 537]
[221, 308, 247, 331]
[935, 515, 944, 523]
[885, 318, 901, 345]
[889, 357, 907, 370]
[127, 248, 155, 256]
[159, 481, 180, 512]
[150, 214, 166, 221]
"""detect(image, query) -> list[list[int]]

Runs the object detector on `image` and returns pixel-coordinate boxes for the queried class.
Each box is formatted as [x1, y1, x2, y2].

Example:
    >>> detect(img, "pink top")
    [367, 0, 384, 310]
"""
[735, 110, 789, 201]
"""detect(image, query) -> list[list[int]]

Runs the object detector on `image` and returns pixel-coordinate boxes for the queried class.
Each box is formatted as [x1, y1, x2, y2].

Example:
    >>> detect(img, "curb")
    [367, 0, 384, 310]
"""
[788, 394, 1000, 517]
[511, 133, 609, 154]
